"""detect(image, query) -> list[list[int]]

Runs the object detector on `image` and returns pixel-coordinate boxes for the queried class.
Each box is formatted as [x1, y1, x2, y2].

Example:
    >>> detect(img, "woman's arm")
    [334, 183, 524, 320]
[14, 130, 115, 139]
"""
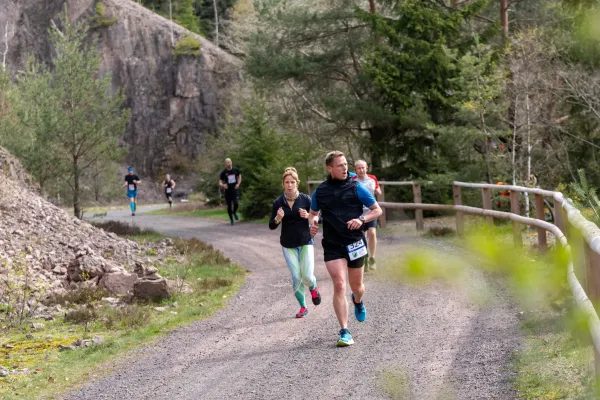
[269, 199, 281, 230]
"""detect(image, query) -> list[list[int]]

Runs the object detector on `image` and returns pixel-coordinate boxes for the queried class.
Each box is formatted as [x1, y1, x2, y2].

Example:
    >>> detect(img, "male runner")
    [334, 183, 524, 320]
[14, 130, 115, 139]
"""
[162, 174, 176, 208]
[309, 151, 382, 347]
[123, 167, 141, 216]
[352, 160, 382, 271]
[218, 158, 242, 225]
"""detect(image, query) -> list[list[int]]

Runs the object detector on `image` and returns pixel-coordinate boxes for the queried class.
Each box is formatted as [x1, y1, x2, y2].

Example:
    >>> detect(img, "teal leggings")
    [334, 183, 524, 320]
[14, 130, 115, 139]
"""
[282, 245, 317, 308]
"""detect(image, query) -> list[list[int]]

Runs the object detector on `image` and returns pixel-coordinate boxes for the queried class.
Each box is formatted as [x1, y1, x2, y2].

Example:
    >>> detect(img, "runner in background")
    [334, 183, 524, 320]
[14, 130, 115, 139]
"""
[162, 174, 176, 209]
[352, 160, 382, 271]
[123, 167, 141, 216]
[269, 167, 321, 318]
[219, 158, 241, 225]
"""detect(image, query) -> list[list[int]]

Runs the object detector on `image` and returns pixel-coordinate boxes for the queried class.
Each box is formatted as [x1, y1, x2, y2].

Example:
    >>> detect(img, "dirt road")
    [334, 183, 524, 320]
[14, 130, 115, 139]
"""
[65, 209, 519, 399]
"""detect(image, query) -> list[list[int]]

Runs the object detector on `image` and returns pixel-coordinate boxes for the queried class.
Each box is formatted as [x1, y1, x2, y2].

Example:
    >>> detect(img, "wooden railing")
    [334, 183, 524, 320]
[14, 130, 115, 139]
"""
[308, 178, 600, 382]
[307, 180, 432, 230]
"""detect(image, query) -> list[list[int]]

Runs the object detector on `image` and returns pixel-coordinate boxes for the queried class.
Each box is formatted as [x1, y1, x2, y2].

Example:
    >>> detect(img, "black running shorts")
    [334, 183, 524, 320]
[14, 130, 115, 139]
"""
[322, 239, 366, 269]
[364, 219, 377, 229]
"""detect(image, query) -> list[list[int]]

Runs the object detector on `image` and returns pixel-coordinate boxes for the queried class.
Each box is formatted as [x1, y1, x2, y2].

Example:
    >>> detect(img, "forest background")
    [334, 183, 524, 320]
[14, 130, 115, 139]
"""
[4, 0, 600, 220]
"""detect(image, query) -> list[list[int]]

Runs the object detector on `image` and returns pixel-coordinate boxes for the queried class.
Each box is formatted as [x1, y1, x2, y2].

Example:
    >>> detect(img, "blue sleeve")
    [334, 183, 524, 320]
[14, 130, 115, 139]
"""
[356, 184, 376, 207]
[310, 190, 319, 212]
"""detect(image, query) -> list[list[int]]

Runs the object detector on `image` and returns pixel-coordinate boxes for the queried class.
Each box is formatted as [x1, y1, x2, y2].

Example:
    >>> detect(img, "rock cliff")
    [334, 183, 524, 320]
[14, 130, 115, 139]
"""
[1, 0, 242, 179]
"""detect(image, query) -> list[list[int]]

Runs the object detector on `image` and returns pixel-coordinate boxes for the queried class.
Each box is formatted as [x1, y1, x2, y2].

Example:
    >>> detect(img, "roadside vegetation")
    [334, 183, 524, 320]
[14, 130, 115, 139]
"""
[377, 220, 595, 399]
[0, 222, 246, 400]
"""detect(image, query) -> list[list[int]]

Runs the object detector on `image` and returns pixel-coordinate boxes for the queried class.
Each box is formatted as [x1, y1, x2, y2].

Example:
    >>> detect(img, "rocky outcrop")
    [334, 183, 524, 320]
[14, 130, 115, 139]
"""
[0, 149, 177, 316]
[1, 0, 242, 180]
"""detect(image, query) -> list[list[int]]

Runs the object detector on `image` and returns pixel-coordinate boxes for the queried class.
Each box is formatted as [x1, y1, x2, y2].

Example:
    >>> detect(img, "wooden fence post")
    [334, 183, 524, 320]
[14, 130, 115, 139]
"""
[554, 197, 566, 236]
[583, 240, 600, 392]
[535, 194, 547, 251]
[510, 190, 522, 247]
[481, 187, 494, 226]
[378, 184, 386, 229]
[413, 184, 424, 231]
[453, 184, 463, 236]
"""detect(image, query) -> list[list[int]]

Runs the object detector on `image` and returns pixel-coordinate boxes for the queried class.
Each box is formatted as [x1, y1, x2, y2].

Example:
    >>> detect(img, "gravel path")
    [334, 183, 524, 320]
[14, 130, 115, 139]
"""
[65, 209, 519, 399]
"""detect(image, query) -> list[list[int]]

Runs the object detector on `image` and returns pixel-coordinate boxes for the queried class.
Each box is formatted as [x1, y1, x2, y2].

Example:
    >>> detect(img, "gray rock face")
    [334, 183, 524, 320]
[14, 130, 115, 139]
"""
[1, 0, 242, 178]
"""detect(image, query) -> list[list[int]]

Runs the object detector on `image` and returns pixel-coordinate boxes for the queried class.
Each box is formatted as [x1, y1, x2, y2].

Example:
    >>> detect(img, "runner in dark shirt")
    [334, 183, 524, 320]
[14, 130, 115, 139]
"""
[218, 158, 242, 225]
[309, 151, 382, 347]
[269, 167, 321, 318]
[162, 174, 176, 209]
[123, 167, 141, 216]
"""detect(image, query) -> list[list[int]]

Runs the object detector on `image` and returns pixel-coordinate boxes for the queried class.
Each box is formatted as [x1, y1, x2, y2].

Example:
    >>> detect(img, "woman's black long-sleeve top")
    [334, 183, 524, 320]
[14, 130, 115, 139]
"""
[269, 193, 313, 248]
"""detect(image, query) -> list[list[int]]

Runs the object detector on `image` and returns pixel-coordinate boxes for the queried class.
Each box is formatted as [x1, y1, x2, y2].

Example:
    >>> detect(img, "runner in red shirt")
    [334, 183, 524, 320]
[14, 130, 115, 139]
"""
[352, 160, 382, 271]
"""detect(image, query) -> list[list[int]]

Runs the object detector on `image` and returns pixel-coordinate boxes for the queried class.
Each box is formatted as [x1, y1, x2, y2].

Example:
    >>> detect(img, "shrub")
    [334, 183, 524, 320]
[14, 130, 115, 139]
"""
[173, 237, 230, 265]
[88, 2, 117, 28]
[173, 35, 202, 57]
[103, 305, 151, 330]
[64, 307, 99, 324]
[43, 287, 109, 306]
[91, 220, 158, 236]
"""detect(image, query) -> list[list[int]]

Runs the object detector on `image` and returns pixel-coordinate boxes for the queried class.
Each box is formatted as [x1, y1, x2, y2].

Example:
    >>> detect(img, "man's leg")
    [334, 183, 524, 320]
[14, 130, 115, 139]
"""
[232, 190, 239, 220]
[325, 258, 349, 329]
[367, 227, 377, 269]
[348, 264, 365, 304]
[225, 193, 234, 223]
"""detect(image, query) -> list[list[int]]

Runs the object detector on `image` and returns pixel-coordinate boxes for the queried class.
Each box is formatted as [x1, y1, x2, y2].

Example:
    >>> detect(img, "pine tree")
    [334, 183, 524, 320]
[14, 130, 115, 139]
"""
[10, 6, 129, 217]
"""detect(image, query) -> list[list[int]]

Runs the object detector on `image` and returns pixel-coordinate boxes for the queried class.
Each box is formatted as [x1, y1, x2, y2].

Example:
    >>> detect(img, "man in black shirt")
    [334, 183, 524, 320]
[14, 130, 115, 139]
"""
[309, 151, 382, 347]
[219, 158, 242, 225]
[123, 167, 142, 216]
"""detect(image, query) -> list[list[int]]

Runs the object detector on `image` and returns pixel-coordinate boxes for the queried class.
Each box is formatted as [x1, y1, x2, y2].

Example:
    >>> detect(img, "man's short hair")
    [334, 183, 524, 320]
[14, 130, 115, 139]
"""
[325, 151, 345, 166]
[355, 159, 367, 167]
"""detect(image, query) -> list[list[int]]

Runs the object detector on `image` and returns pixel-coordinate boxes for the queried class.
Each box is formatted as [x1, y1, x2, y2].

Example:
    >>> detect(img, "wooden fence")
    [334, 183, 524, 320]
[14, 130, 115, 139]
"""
[308, 178, 600, 383]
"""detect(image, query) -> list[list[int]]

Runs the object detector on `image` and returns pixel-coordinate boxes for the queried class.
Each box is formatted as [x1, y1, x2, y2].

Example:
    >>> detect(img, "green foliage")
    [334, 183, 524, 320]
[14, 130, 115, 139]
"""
[229, 102, 286, 219]
[88, 2, 118, 28]
[4, 6, 129, 216]
[0, 255, 46, 326]
[176, 0, 201, 33]
[173, 34, 202, 56]
[569, 168, 600, 224]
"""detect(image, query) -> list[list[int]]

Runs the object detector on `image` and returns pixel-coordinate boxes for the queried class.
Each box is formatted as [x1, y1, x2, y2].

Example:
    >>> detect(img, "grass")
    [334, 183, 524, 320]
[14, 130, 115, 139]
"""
[378, 222, 596, 398]
[513, 307, 595, 399]
[148, 205, 270, 224]
[0, 232, 246, 399]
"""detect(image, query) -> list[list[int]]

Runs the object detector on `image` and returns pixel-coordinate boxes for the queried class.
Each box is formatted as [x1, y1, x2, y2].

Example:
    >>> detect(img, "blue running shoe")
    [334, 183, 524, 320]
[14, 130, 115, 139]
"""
[352, 294, 367, 322]
[230, 220, 234, 226]
[337, 328, 354, 347]
[234, 212, 239, 221]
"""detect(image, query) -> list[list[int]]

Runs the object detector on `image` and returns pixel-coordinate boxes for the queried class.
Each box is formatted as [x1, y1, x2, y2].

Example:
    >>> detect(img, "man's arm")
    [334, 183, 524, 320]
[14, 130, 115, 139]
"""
[172, 180, 176, 189]
[235, 174, 242, 189]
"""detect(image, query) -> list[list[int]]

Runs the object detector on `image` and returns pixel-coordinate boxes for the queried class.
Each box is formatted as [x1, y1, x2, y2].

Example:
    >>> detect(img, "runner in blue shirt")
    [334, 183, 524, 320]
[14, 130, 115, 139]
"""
[123, 167, 141, 216]
[308, 151, 382, 347]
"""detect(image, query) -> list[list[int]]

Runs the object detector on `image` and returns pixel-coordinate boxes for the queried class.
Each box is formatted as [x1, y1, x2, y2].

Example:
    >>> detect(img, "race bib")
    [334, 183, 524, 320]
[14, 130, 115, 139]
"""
[166, 188, 172, 193]
[128, 184, 135, 191]
[227, 174, 236, 184]
[346, 239, 367, 261]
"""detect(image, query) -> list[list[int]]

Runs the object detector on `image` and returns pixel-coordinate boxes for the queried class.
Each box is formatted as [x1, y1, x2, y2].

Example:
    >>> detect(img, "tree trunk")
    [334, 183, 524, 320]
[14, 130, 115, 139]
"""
[368, 0, 376, 13]
[213, 0, 219, 47]
[169, 0, 174, 47]
[500, 0, 509, 37]
[524, 92, 532, 218]
[73, 158, 81, 219]
[512, 94, 518, 185]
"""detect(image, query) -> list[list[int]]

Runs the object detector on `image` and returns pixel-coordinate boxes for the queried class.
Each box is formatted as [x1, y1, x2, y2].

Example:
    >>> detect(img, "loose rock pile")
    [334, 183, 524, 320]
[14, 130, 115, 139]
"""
[0, 147, 177, 321]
